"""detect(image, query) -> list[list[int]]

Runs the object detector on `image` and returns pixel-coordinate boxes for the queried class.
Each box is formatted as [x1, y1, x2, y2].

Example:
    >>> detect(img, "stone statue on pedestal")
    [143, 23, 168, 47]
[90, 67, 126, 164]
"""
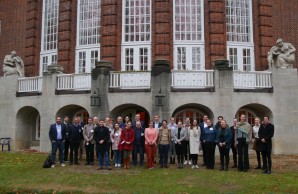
[268, 38, 296, 69]
[2, 51, 25, 77]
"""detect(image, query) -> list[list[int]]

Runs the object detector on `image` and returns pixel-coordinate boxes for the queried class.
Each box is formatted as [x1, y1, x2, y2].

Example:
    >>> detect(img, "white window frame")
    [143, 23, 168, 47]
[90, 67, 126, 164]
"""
[40, 0, 59, 75]
[173, 0, 205, 70]
[121, 0, 152, 71]
[226, 0, 254, 71]
[121, 45, 151, 71]
[35, 115, 41, 141]
[75, 47, 100, 73]
[75, 0, 101, 73]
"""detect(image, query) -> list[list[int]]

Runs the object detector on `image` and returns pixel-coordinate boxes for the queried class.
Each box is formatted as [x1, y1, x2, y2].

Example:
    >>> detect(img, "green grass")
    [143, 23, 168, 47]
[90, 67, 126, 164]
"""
[0, 152, 297, 193]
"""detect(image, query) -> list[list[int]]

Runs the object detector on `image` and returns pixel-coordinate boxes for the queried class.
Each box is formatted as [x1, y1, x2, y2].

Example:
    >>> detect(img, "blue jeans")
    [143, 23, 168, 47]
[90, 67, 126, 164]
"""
[98, 150, 109, 167]
[51, 140, 64, 164]
[113, 150, 122, 164]
[133, 145, 144, 166]
[159, 144, 170, 165]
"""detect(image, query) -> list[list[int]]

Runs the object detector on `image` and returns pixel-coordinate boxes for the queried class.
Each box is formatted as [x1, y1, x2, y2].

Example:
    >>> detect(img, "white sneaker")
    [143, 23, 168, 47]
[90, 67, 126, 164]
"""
[192, 165, 195, 169]
[61, 163, 65, 167]
[195, 165, 199, 169]
[51, 164, 55, 168]
[115, 164, 117, 167]
[189, 161, 192, 165]
[184, 160, 188, 165]
[117, 164, 121, 167]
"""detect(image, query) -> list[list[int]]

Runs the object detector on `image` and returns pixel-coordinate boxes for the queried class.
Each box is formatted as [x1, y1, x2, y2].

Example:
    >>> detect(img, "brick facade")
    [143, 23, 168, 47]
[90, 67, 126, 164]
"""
[0, 0, 297, 76]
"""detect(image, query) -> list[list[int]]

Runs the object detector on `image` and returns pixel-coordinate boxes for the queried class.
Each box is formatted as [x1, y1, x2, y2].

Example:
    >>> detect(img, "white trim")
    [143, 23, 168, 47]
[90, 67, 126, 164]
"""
[227, 45, 255, 71]
[121, 45, 151, 71]
[75, 49, 100, 73]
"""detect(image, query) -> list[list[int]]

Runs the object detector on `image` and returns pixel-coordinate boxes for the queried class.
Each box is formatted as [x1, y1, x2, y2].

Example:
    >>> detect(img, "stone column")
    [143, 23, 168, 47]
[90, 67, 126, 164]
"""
[214, 60, 234, 121]
[151, 59, 171, 120]
[91, 61, 113, 119]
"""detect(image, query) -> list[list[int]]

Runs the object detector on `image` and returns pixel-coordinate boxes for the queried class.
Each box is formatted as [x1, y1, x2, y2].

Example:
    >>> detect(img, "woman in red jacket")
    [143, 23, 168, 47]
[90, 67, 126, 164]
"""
[120, 121, 134, 169]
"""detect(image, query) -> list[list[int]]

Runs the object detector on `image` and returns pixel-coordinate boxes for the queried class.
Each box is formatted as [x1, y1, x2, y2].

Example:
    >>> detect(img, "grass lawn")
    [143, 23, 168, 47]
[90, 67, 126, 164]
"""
[0, 151, 297, 194]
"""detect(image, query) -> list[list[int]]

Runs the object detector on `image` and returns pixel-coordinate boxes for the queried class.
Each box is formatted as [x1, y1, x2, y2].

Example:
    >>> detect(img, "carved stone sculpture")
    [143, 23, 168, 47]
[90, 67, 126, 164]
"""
[268, 39, 296, 69]
[2, 51, 25, 77]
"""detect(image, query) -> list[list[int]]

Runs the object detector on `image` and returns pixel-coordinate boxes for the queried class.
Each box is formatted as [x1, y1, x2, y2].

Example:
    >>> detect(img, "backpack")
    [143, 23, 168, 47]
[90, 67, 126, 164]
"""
[43, 153, 53, 168]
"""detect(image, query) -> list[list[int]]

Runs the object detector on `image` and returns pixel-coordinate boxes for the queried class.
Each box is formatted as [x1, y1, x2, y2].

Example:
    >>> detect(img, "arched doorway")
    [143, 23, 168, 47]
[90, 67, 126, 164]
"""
[15, 106, 41, 150]
[56, 104, 89, 125]
[110, 104, 150, 127]
[235, 103, 274, 126]
[172, 103, 214, 124]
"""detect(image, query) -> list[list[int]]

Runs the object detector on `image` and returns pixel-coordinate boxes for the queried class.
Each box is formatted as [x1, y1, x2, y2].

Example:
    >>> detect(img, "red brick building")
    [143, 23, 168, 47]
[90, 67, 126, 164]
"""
[0, 0, 297, 77]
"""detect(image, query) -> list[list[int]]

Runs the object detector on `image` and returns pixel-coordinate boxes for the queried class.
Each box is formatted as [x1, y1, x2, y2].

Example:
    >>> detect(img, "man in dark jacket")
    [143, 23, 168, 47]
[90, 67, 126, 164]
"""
[94, 119, 111, 170]
[258, 116, 274, 174]
[133, 121, 145, 166]
[49, 117, 67, 168]
[68, 117, 82, 165]
[199, 115, 209, 166]
[230, 118, 238, 168]
[63, 116, 70, 162]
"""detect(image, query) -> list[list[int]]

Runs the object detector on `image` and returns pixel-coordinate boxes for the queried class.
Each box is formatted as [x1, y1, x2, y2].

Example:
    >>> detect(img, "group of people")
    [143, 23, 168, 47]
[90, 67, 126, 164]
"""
[49, 113, 274, 174]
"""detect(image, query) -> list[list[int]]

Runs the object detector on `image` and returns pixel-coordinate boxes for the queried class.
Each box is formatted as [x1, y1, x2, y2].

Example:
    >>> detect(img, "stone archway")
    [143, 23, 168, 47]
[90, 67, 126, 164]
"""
[56, 104, 90, 125]
[15, 106, 40, 150]
[235, 103, 274, 125]
[172, 103, 214, 124]
[110, 104, 150, 127]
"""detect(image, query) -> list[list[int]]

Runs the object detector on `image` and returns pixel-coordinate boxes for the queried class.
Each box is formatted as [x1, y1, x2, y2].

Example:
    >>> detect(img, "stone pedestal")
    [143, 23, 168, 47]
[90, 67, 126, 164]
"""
[91, 61, 113, 118]
[151, 60, 171, 120]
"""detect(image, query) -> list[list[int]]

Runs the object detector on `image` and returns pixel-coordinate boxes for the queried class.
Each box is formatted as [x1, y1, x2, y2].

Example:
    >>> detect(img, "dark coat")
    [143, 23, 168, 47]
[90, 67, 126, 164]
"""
[49, 123, 67, 142]
[132, 120, 145, 129]
[200, 122, 214, 142]
[120, 128, 135, 151]
[134, 127, 145, 146]
[68, 124, 83, 143]
[258, 123, 274, 153]
[216, 127, 232, 149]
[230, 125, 237, 145]
[94, 125, 110, 152]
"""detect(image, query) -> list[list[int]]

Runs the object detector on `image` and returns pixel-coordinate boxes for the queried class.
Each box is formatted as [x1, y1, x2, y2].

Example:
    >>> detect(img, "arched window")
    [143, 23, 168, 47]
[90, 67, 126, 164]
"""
[236, 109, 256, 126]
[174, 109, 204, 124]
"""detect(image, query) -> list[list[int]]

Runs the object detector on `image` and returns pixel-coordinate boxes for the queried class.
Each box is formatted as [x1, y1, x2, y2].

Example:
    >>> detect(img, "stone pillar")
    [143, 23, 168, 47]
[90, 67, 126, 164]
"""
[151, 60, 171, 120]
[91, 61, 113, 119]
[214, 60, 234, 120]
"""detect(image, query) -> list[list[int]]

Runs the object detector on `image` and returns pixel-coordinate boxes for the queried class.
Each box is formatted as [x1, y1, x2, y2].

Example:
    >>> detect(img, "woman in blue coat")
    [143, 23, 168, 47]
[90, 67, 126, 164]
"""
[203, 119, 217, 170]
[217, 120, 232, 171]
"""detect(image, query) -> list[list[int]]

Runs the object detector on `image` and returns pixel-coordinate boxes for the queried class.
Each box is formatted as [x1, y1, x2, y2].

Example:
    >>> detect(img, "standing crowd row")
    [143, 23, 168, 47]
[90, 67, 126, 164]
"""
[49, 114, 274, 174]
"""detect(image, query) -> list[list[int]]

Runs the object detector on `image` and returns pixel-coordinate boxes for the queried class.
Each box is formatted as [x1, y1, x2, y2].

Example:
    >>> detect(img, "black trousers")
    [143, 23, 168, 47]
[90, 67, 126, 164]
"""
[202, 142, 206, 164]
[219, 146, 230, 169]
[237, 138, 249, 171]
[85, 143, 94, 164]
[205, 142, 216, 169]
[70, 141, 80, 163]
[231, 143, 237, 166]
[261, 151, 272, 171]
[175, 143, 184, 164]
[183, 141, 190, 160]
[256, 150, 261, 167]
[191, 154, 198, 165]
[64, 139, 70, 161]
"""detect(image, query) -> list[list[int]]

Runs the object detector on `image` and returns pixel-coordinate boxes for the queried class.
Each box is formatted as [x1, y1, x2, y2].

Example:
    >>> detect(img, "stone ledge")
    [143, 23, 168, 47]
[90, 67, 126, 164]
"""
[171, 87, 215, 92]
[109, 88, 151, 93]
[234, 88, 274, 93]
[55, 90, 91, 95]
[16, 92, 42, 97]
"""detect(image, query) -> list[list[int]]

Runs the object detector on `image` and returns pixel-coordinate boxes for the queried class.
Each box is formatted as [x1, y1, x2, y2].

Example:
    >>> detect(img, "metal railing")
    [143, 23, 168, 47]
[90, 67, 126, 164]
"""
[171, 70, 214, 88]
[109, 71, 151, 89]
[18, 77, 42, 93]
[57, 73, 91, 90]
[233, 71, 272, 89]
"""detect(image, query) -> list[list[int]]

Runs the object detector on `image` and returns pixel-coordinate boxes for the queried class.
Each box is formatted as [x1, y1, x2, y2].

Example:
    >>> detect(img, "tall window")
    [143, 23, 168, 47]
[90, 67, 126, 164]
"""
[174, 0, 204, 70]
[40, 0, 59, 75]
[174, 109, 204, 124]
[226, 0, 254, 71]
[76, 0, 101, 73]
[121, 0, 151, 71]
